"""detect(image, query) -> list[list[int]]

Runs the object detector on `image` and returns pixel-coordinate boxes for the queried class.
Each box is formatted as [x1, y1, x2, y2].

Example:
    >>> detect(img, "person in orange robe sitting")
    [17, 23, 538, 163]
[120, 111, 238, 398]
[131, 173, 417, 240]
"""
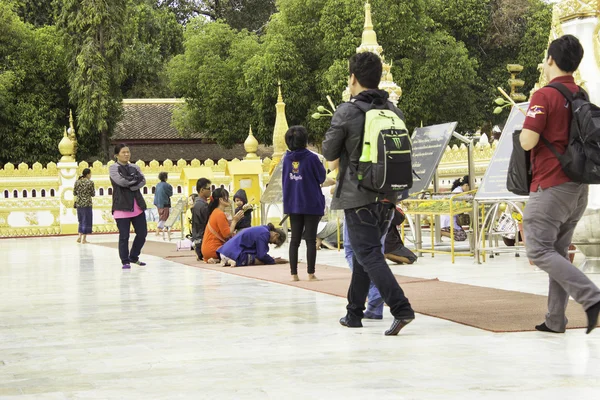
[201, 188, 244, 263]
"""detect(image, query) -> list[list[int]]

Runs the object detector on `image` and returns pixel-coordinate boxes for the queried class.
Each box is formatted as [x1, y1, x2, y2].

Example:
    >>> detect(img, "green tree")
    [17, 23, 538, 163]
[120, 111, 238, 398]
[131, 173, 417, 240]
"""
[6, 0, 57, 26]
[0, 3, 71, 166]
[168, 19, 261, 147]
[122, 0, 184, 98]
[159, 0, 276, 32]
[56, 0, 129, 160]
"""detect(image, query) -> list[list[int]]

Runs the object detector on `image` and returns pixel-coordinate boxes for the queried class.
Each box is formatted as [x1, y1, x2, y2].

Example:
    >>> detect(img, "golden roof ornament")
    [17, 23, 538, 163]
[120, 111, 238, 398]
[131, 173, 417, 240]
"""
[270, 81, 289, 170]
[357, 1, 383, 55]
[555, 0, 598, 23]
[244, 125, 259, 160]
[58, 127, 75, 162]
[343, 1, 403, 105]
[67, 109, 78, 157]
[531, 0, 597, 98]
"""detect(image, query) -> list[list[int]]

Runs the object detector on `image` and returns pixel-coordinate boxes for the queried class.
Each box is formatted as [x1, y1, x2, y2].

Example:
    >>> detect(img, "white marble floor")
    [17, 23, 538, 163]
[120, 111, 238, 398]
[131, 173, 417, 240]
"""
[1, 234, 600, 399]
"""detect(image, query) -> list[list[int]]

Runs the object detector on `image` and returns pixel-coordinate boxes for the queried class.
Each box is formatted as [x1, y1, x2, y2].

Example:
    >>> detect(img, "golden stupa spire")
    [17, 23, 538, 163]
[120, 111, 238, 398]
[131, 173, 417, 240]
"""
[270, 81, 289, 169]
[67, 109, 78, 156]
[343, 2, 402, 105]
[357, 1, 383, 55]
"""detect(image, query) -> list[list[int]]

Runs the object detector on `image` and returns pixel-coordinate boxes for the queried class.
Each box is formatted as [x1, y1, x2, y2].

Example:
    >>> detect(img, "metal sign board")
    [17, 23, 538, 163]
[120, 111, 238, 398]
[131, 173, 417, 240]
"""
[409, 122, 457, 194]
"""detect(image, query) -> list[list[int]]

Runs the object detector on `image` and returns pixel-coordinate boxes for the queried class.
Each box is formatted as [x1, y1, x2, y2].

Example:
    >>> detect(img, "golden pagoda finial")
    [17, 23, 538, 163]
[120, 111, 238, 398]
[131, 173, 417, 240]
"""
[270, 82, 290, 174]
[244, 125, 259, 160]
[67, 109, 78, 157]
[357, 1, 383, 55]
[277, 80, 283, 103]
[58, 127, 75, 163]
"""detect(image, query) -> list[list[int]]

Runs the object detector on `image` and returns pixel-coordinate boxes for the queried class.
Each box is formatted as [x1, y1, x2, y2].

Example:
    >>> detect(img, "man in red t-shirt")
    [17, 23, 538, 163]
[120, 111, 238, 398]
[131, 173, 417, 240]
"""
[520, 35, 600, 335]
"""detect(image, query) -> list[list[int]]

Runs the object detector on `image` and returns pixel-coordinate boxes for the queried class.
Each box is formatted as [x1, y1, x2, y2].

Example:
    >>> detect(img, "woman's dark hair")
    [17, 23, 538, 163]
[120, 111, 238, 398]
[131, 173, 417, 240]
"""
[451, 175, 469, 191]
[267, 223, 287, 248]
[285, 126, 308, 151]
[114, 143, 129, 155]
[207, 188, 229, 216]
[79, 168, 91, 180]
[548, 34, 584, 73]
[158, 172, 168, 182]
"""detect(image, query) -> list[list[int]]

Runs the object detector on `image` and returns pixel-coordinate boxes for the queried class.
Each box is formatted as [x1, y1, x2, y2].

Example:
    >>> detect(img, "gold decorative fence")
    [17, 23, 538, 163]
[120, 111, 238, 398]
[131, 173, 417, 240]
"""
[0, 139, 495, 238]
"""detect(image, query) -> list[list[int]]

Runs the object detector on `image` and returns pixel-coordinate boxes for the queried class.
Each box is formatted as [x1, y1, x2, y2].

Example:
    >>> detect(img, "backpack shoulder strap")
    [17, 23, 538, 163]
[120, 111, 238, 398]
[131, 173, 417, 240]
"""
[547, 82, 574, 103]
[334, 100, 368, 198]
[349, 98, 372, 113]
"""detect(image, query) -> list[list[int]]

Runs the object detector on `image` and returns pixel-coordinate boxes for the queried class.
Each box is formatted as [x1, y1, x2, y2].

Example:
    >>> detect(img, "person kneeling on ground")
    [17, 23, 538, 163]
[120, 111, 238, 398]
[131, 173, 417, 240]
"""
[385, 206, 417, 265]
[217, 224, 286, 267]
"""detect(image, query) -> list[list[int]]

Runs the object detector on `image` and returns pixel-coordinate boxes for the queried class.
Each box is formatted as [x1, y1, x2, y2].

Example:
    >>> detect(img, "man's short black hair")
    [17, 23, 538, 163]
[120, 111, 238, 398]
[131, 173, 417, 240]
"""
[285, 125, 308, 151]
[547, 34, 584, 73]
[158, 172, 168, 182]
[349, 52, 383, 89]
[196, 178, 211, 193]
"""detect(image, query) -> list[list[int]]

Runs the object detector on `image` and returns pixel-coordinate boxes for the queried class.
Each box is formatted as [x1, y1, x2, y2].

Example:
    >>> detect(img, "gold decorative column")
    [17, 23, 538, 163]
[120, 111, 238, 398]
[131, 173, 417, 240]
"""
[57, 124, 79, 234]
[269, 82, 289, 175]
[342, 1, 402, 105]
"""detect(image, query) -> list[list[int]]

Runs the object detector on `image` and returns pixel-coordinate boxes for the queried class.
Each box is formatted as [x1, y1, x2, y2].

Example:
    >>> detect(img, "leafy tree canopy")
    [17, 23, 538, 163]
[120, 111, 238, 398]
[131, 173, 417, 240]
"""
[0, 4, 71, 166]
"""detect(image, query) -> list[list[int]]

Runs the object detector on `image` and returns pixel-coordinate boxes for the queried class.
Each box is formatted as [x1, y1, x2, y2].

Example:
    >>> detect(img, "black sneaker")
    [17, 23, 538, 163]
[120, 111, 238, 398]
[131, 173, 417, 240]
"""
[384, 317, 414, 336]
[586, 301, 600, 334]
[339, 316, 363, 328]
[132, 260, 147, 266]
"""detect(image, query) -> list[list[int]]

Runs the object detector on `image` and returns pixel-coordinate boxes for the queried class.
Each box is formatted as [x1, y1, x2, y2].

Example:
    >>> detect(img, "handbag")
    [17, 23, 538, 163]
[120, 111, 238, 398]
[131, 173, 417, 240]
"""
[506, 129, 531, 196]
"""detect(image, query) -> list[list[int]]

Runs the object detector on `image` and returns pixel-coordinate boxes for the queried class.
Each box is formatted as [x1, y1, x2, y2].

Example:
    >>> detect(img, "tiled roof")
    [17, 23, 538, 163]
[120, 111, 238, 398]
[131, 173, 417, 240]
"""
[112, 99, 206, 140]
[126, 143, 274, 163]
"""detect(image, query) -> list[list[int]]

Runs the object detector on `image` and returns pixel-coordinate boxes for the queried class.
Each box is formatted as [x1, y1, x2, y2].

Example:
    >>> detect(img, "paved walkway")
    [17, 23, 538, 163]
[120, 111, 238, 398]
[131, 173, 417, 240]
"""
[1, 234, 600, 399]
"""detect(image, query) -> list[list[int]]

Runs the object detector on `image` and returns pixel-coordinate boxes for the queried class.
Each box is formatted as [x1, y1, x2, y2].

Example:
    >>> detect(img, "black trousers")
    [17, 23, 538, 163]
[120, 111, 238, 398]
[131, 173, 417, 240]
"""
[116, 212, 148, 265]
[344, 202, 414, 320]
[289, 213, 321, 275]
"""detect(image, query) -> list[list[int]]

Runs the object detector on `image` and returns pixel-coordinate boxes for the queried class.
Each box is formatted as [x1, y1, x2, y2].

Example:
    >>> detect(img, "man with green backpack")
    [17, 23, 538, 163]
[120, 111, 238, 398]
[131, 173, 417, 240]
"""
[323, 51, 415, 336]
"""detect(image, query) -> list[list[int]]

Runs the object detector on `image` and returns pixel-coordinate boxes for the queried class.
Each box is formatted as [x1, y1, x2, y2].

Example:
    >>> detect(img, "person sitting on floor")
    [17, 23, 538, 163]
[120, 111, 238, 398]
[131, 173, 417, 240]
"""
[385, 206, 417, 265]
[440, 176, 470, 242]
[233, 189, 253, 231]
[202, 188, 245, 263]
[217, 224, 287, 267]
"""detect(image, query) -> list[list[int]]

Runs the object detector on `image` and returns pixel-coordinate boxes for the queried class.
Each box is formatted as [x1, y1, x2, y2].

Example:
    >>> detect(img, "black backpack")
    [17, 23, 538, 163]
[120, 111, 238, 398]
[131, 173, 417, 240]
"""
[541, 83, 600, 184]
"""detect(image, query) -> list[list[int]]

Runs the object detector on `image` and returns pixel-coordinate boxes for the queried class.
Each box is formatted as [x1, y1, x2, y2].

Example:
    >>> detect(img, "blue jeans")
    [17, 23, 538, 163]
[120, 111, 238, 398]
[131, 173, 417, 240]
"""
[344, 216, 385, 316]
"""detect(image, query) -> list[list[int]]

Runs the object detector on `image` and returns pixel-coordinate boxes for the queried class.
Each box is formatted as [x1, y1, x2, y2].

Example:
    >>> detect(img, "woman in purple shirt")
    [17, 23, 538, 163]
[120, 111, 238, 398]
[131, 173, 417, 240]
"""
[282, 126, 326, 281]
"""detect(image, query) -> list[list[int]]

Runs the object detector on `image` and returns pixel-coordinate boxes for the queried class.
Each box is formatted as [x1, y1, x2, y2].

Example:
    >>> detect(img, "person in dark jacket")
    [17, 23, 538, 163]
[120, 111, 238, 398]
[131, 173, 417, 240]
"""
[153, 171, 173, 239]
[191, 177, 212, 261]
[109, 144, 148, 269]
[282, 126, 326, 282]
[322, 52, 415, 336]
[217, 224, 286, 267]
[233, 189, 253, 231]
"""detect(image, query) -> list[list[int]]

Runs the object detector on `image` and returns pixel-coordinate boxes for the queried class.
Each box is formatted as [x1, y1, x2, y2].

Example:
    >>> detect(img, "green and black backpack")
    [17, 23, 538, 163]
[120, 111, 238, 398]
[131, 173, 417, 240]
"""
[352, 99, 413, 193]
